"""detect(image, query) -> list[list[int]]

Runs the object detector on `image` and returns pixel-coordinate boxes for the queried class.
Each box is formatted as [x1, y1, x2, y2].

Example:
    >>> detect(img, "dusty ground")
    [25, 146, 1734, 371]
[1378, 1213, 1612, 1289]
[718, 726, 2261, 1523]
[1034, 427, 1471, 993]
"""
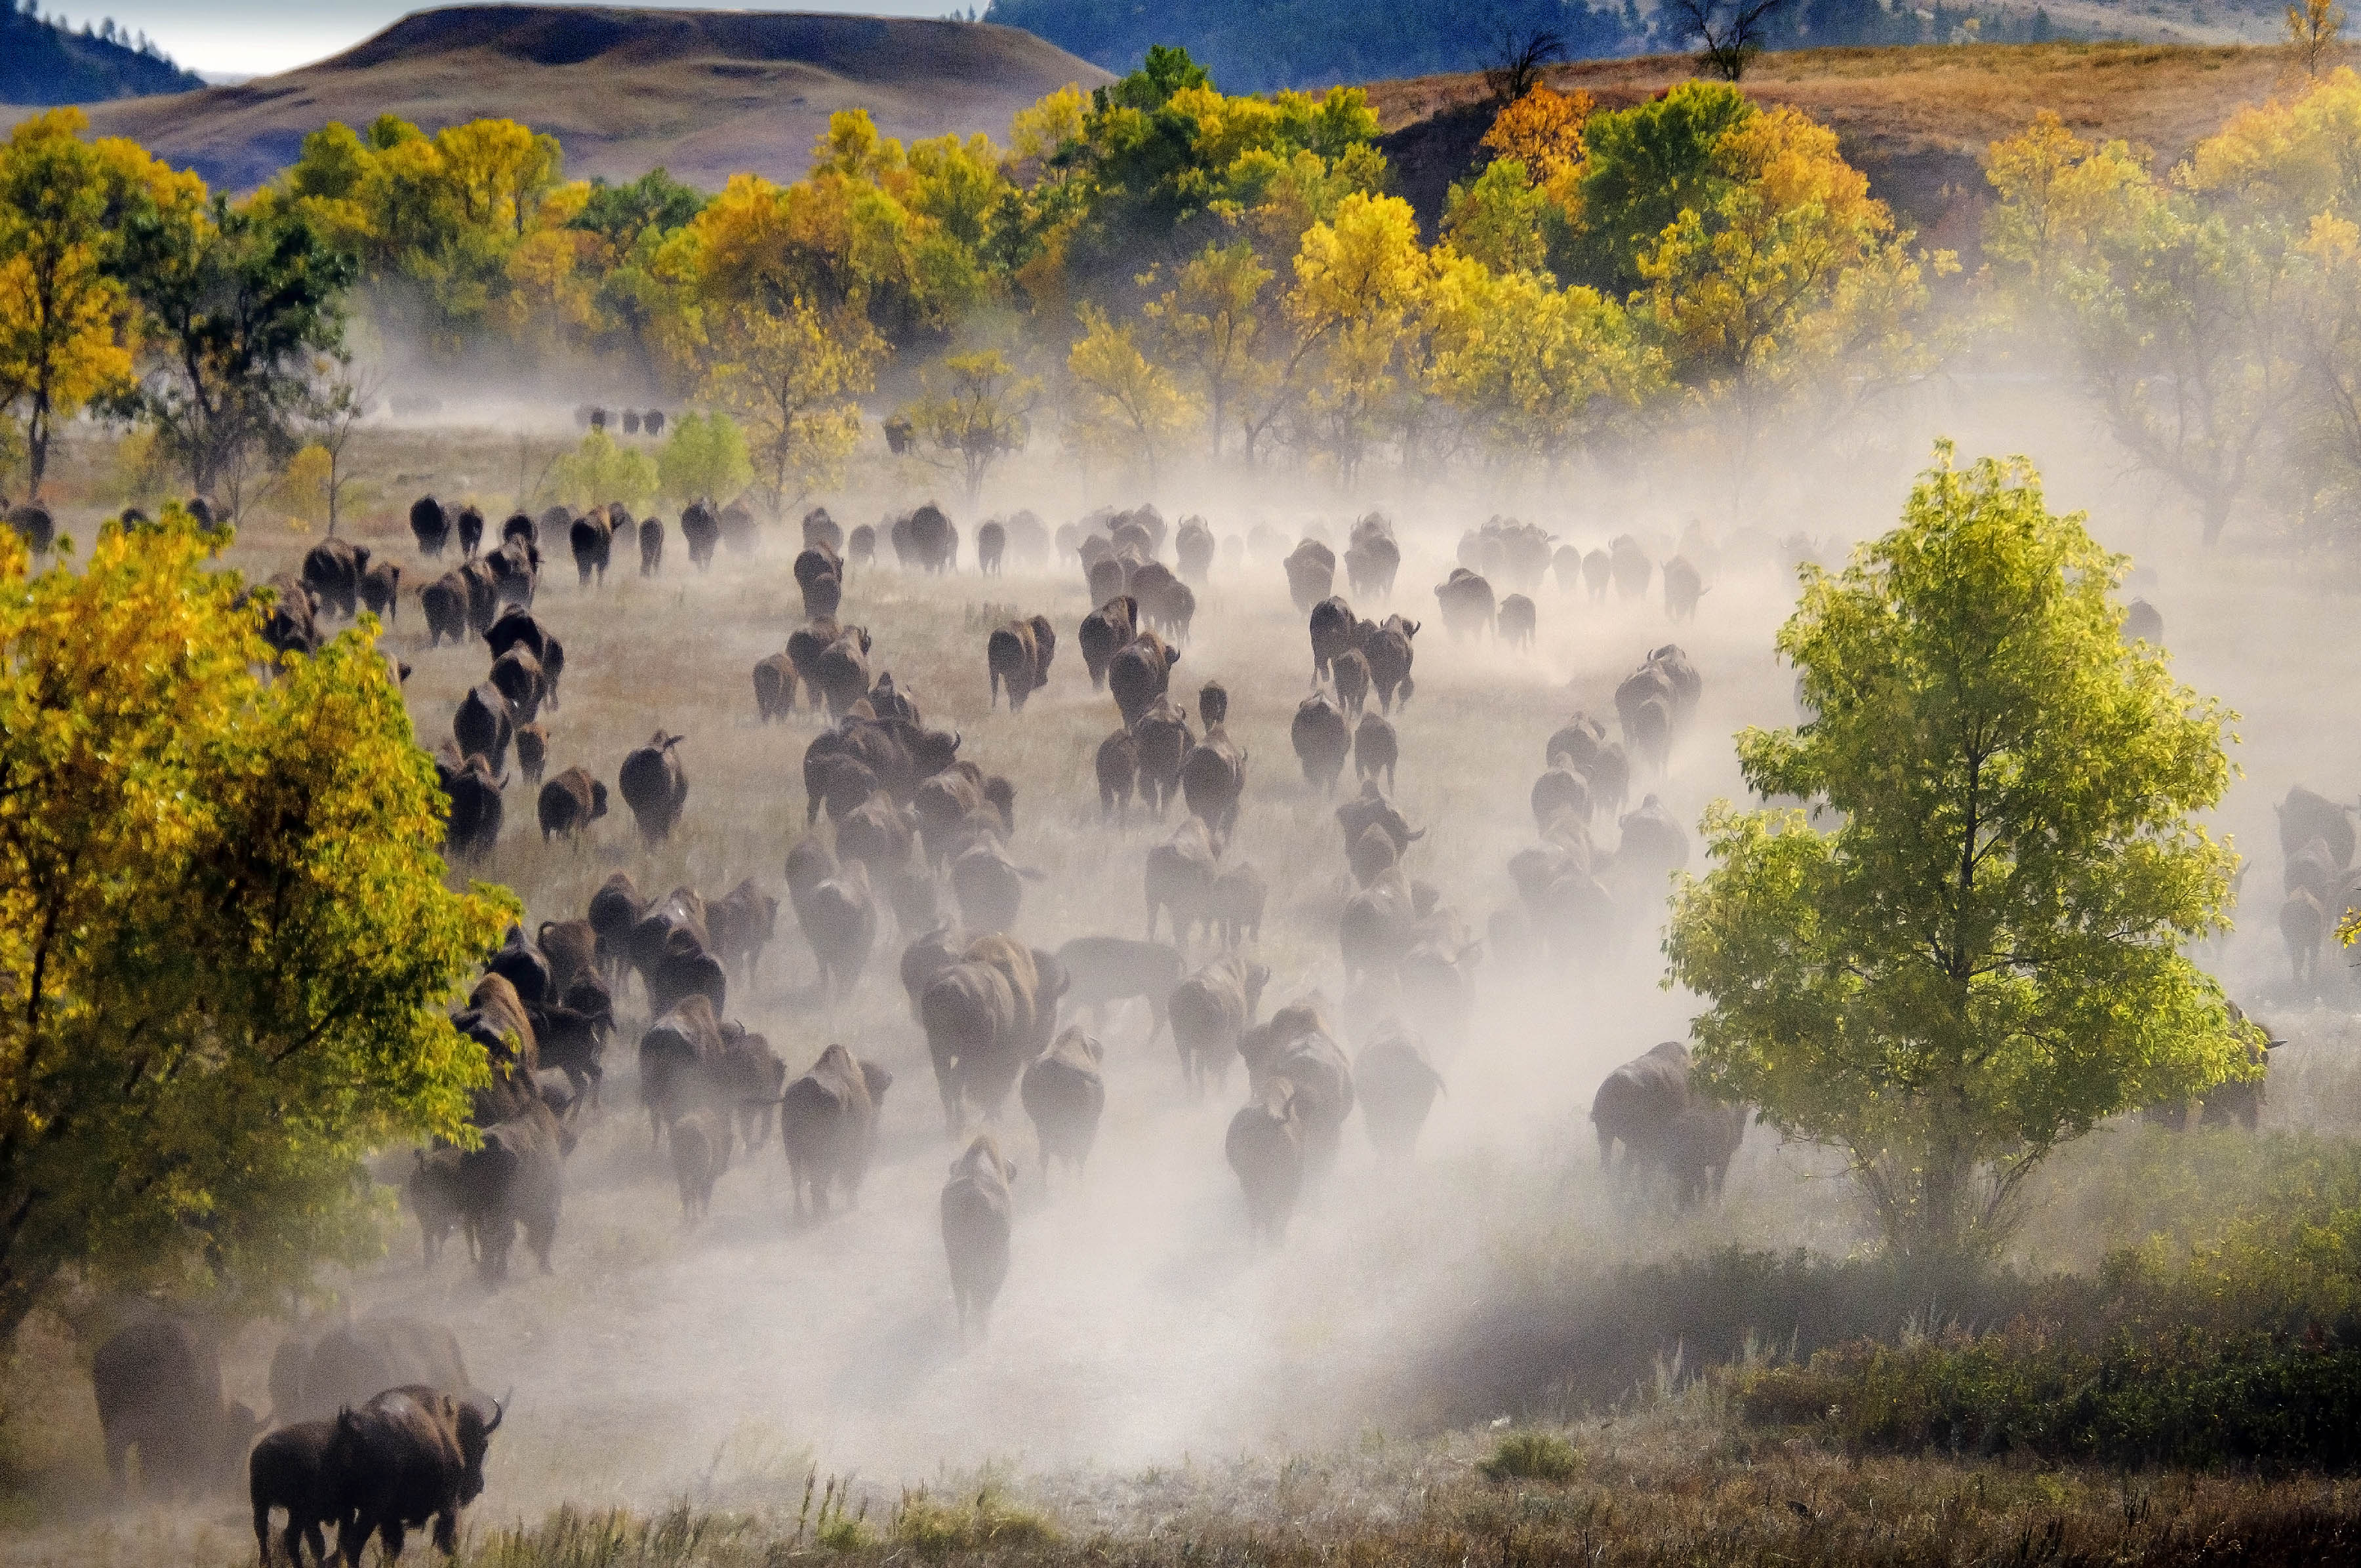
[8, 369, 2361, 1554]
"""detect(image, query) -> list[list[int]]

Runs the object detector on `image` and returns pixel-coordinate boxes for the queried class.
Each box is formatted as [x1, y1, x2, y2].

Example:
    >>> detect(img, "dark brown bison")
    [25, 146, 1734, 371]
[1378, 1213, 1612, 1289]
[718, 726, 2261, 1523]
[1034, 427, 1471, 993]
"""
[1022, 1028, 1106, 1186]
[1434, 568, 1495, 640]
[1497, 593, 1537, 649]
[719, 499, 758, 554]
[754, 652, 798, 722]
[1309, 595, 1358, 678]
[1291, 693, 1350, 794]
[420, 573, 468, 646]
[435, 747, 504, 864]
[669, 1109, 728, 1220]
[456, 1098, 565, 1283]
[1362, 615, 1417, 712]
[1197, 680, 1228, 730]
[618, 731, 689, 843]
[988, 617, 1048, 711]
[1344, 516, 1400, 598]
[1078, 595, 1138, 690]
[570, 510, 613, 587]
[1330, 647, 1371, 717]
[1096, 728, 1139, 822]
[778, 1043, 894, 1218]
[252, 573, 321, 656]
[1145, 818, 1221, 944]
[325, 1386, 502, 1565]
[410, 496, 452, 557]
[802, 860, 879, 998]
[952, 836, 1034, 934]
[1131, 699, 1194, 815]
[796, 544, 843, 619]
[638, 513, 664, 574]
[921, 934, 1065, 1128]
[92, 1319, 257, 1496]
[1354, 712, 1398, 791]
[513, 727, 548, 794]
[847, 523, 877, 566]
[1227, 1087, 1304, 1245]
[639, 994, 724, 1138]
[250, 1419, 342, 1567]
[1176, 517, 1215, 584]
[1241, 1006, 1355, 1175]
[680, 500, 721, 569]
[360, 559, 402, 623]
[1591, 1040, 1693, 1171]
[301, 538, 369, 620]
[453, 685, 519, 784]
[976, 518, 1007, 574]
[1284, 538, 1337, 613]
[708, 878, 779, 983]
[811, 630, 874, 719]
[942, 1134, 1017, 1336]
[902, 502, 959, 573]
[489, 647, 543, 726]
[586, 872, 645, 980]
[1179, 726, 1246, 839]
[1108, 632, 1179, 727]
[1169, 953, 1269, 1095]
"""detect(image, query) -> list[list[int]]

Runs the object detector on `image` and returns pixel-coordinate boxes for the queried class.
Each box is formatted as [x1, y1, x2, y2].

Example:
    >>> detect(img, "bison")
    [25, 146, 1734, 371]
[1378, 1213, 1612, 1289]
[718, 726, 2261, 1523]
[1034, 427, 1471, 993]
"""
[325, 1386, 502, 1566]
[778, 1043, 894, 1218]
[92, 1319, 256, 1496]
[1291, 693, 1350, 794]
[1021, 1028, 1106, 1186]
[1169, 954, 1269, 1095]
[942, 1134, 1017, 1337]
[618, 731, 689, 843]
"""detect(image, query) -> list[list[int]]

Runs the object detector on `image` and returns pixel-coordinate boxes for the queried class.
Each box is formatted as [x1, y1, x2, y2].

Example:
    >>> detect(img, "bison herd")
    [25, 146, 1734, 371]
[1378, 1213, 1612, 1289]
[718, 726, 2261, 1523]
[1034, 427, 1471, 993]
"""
[95, 487, 1910, 1554]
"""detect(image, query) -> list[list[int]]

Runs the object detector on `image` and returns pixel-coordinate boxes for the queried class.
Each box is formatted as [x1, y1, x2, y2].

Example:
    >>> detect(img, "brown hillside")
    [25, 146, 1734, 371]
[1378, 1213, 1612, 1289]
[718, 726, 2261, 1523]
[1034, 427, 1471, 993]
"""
[1373, 43, 2324, 252]
[45, 5, 1115, 193]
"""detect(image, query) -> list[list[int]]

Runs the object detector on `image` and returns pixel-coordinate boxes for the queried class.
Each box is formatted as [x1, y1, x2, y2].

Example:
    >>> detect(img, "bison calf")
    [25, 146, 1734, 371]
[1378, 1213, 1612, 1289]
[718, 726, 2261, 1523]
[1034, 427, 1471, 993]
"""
[250, 1420, 339, 1568]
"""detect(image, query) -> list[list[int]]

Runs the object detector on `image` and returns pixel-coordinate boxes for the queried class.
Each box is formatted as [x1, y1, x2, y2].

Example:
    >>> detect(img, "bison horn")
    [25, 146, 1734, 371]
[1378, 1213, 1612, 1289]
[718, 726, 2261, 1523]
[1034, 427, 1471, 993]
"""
[485, 1390, 510, 1434]
[949, 731, 963, 750]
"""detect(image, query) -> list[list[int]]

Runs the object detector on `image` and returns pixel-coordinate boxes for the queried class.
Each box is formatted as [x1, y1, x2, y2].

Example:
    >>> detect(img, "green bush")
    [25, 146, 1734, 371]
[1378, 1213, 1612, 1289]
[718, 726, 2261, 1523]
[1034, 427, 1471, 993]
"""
[1478, 1430, 1581, 1483]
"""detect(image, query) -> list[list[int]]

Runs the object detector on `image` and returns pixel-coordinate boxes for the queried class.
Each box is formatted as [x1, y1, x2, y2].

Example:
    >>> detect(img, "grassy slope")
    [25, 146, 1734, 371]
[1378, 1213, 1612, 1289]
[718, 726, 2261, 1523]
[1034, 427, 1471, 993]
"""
[1375, 42, 2329, 245]
[38, 6, 1115, 194]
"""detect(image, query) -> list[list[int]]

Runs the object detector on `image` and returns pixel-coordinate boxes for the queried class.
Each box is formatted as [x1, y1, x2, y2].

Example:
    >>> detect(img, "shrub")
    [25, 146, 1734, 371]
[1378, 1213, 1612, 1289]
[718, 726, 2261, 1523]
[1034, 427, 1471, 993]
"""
[1478, 1430, 1581, 1482]
[892, 1486, 1059, 1557]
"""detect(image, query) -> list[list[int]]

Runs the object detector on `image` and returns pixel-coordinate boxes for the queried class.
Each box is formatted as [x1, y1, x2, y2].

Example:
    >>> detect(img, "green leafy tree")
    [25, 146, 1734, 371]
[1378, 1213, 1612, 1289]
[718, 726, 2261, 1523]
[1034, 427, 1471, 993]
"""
[552, 428, 658, 512]
[656, 411, 754, 504]
[111, 194, 357, 512]
[1066, 302, 1198, 479]
[1559, 81, 1754, 294]
[1441, 158, 1553, 277]
[0, 510, 512, 1338]
[1666, 445, 2248, 1267]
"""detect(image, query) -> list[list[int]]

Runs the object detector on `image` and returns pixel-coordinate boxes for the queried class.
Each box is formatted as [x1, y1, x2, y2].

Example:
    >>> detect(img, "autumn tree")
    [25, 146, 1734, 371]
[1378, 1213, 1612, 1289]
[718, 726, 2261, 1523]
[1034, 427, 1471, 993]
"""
[0, 510, 512, 1337]
[1442, 159, 1554, 276]
[2288, 0, 2346, 75]
[1066, 303, 1198, 477]
[1988, 111, 2309, 546]
[1558, 81, 1757, 294]
[1427, 264, 1660, 464]
[904, 349, 1039, 502]
[1480, 85, 1593, 189]
[0, 108, 196, 498]
[701, 296, 879, 515]
[1142, 239, 1270, 458]
[111, 194, 356, 512]
[1666, 446, 2246, 1267]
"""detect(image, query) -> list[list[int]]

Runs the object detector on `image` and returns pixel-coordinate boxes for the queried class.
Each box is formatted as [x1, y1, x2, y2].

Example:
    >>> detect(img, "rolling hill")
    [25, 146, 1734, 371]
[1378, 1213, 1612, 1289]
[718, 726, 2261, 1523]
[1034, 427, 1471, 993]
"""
[0, 7, 207, 105]
[1371, 43, 2313, 256]
[41, 5, 1115, 195]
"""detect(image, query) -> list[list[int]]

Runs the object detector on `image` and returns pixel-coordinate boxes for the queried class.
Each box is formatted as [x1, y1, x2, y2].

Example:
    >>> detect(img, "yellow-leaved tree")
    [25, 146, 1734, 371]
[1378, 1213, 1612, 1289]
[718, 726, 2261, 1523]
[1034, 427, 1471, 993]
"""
[0, 109, 200, 498]
[0, 510, 513, 1337]
[702, 297, 880, 515]
[1066, 304, 1198, 480]
[902, 350, 1041, 502]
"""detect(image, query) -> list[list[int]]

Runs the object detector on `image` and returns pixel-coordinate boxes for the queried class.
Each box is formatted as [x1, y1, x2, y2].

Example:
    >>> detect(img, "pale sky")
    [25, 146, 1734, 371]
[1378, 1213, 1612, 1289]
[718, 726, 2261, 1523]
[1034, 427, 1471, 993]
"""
[36, 2, 965, 78]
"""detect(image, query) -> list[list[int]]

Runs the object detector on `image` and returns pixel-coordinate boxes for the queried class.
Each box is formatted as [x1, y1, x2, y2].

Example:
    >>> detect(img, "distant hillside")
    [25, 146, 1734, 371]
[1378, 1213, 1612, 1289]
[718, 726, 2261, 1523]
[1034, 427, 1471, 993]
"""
[984, 0, 2270, 92]
[45, 5, 1114, 193]
[1372, 43, 2309, 261]
[1, 5, 206, 104]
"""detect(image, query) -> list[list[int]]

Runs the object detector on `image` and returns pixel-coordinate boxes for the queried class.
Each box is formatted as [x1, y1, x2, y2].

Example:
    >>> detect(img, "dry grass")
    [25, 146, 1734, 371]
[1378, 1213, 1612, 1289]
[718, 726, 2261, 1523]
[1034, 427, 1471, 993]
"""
[1370, 41, 2338, 163]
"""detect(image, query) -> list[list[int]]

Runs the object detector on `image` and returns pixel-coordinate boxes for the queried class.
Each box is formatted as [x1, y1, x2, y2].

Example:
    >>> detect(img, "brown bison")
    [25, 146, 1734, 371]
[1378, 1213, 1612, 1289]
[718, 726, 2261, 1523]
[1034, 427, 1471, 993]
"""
[1180, 727, 1247, 838]
[1357, 1028, 1444, 1160]
[778, 1043, 895, 1218]
[1021, 1028, 1106, 1186]
[618, 731, 689, 843]
[1078, 595, 1138, 689]
[92, 1319, 258, 1496]
[1291, 693, 1350, 794]
[1169, 953, 1269, 1095]
[1284, 538, 1337, 613]
[1362, 615, 1417, 712]
[1108, 632, 1180, 727]
[942, 1134, 1017, 1337]
[324, 1385, 503, 1566]
[1226, 1087, 1304, 1245]
[1145, 818, 1221, 944]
